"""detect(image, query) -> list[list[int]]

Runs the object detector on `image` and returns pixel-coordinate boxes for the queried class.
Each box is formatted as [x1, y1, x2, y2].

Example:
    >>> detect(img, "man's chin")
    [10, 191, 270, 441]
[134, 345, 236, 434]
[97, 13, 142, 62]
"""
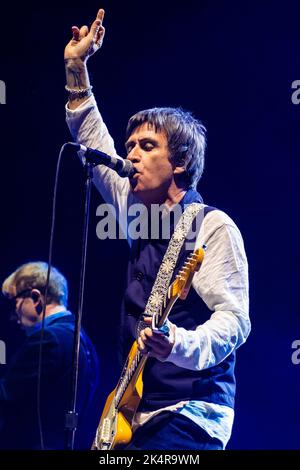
[129, 180, 140, 194]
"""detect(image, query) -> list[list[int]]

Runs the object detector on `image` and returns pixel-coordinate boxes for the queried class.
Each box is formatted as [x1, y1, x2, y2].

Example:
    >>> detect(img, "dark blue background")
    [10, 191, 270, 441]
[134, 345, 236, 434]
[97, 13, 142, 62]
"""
[0, 0, 299, 449]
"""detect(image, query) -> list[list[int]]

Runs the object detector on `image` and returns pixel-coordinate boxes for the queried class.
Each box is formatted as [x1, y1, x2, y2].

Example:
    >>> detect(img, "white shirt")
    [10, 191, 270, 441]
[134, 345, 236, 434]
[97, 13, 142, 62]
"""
[66, 96, 250, 448]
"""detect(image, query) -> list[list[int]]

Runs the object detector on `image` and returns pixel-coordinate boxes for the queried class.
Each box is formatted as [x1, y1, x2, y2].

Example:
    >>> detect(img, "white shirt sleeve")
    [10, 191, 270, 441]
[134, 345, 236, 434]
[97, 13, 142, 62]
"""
[66, 95, 134, 241]
[163, 209, 250, 371]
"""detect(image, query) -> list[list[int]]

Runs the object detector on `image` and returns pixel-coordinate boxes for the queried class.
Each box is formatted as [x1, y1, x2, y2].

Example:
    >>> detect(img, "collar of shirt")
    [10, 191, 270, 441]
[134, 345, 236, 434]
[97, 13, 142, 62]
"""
[25, 310, 73, 336]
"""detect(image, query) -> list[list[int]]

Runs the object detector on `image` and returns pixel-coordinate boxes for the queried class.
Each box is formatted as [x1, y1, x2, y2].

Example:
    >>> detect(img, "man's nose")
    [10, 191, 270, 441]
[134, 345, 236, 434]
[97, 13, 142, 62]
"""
[127, 147, 141, 163]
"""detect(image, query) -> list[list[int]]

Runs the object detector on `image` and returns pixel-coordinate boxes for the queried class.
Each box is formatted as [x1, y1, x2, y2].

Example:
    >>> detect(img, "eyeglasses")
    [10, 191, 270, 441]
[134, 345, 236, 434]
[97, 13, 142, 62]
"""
[9, 288, 33, 302]
[6, 288, 33, 322]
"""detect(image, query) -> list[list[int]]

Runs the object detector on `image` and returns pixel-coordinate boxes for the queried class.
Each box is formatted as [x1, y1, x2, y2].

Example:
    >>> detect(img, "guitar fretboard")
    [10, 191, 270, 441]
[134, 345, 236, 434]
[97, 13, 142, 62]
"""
[115, 348, 142, 407]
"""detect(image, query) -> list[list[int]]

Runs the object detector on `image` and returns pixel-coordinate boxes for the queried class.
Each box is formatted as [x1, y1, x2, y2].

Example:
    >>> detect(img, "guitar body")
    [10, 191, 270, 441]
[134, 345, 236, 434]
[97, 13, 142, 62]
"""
[92, 247, 205, 450]
[92, 341, 145, 450]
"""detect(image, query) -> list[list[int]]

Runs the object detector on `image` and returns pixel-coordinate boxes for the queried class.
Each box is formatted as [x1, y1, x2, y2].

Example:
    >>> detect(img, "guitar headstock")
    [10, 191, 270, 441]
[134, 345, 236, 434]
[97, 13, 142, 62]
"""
[168, 245, 206, 300]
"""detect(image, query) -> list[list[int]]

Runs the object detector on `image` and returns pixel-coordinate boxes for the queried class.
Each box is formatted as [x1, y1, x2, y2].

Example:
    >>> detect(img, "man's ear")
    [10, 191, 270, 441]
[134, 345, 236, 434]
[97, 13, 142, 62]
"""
[31, 289, 44, 315]
[31, 289, 41, 303]
[172, 144, 189, 175]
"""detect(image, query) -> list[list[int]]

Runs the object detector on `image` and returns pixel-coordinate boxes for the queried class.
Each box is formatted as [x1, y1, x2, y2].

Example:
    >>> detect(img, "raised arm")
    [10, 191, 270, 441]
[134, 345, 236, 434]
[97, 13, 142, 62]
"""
[64, 9, 134, 239]
[64, 8, 105, 110]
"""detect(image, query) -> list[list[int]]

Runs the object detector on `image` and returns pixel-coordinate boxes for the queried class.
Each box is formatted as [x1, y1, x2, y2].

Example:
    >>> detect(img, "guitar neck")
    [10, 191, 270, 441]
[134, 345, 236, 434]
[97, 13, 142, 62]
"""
[114, 345, 146, 408]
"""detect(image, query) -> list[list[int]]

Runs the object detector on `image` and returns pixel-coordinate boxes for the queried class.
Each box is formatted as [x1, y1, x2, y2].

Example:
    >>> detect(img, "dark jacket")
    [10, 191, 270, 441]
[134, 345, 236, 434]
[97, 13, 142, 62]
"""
[0, 311, 100, 449]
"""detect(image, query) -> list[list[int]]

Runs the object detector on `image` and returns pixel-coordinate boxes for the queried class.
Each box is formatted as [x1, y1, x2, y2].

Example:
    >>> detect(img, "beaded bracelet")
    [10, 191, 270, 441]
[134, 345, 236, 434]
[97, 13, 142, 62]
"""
[65, 85, 93, 100]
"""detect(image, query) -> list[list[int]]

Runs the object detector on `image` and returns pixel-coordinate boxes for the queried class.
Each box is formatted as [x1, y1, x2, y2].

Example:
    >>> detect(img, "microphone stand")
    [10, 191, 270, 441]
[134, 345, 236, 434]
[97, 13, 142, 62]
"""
[65, 160, 94, 450]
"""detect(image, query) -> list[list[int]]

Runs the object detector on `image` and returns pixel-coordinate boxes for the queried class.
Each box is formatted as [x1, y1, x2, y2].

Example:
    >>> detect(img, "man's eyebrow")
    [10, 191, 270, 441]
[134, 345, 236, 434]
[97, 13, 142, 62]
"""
[125, 137, 158, 148]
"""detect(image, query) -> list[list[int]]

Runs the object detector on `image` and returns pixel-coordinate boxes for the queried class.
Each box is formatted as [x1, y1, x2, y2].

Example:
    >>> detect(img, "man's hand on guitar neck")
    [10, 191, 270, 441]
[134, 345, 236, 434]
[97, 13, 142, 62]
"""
[137, 317, 175, 360]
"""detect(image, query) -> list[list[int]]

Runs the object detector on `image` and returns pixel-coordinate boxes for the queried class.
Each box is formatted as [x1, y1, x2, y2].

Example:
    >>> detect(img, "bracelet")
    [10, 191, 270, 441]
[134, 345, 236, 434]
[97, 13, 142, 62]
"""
[65, 85, 93, 100]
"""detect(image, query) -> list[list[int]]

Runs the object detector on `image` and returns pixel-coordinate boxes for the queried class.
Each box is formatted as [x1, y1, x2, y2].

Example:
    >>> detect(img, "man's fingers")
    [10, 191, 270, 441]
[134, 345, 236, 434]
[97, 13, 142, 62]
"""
[91, 9, 105, 45]
[94, 26, 105, 47]
[141, 327, 158, 343]
[71, 26, 80, 41]
[91, 20, 105, 43]
[79, 25, 89, 39]
[97, 26, 105, 42]
[138, 337, 148, 355]
[96, 8, 105, 22]
[138, 337, 161, 357]
[142, 316, 152, 325]
[138, 331, 172, 359]
[69, 9, 104, 52]
[140, 328, 168, 347]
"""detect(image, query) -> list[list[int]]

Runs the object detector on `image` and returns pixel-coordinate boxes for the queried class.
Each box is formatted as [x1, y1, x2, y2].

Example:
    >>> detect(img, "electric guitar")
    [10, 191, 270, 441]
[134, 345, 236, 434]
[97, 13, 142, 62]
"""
[92, 246, 206, 450]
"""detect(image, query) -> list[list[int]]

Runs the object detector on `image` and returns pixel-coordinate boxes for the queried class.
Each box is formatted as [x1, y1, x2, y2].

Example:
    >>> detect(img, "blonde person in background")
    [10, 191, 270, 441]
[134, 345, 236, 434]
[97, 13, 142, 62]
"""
[0, 261, 100, 449]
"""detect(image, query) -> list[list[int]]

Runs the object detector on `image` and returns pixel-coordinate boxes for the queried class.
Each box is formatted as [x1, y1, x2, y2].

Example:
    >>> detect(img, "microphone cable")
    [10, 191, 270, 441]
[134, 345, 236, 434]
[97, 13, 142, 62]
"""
[36, 143, 69, 450]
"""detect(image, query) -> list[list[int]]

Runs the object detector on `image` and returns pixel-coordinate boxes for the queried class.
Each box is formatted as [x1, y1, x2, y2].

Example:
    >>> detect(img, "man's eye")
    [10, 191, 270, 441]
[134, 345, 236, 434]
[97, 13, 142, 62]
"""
[143, 143, 154, 151]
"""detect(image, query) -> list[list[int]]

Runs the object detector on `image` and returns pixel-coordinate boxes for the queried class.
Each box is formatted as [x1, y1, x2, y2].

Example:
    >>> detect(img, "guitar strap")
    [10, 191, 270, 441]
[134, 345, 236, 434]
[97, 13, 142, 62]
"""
[136, 202, 204, 337]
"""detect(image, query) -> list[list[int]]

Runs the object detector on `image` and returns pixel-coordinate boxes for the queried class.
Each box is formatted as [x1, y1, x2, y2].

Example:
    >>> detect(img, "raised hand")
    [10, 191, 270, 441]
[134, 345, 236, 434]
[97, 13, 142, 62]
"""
[64, 8, 105, 63]
[64, 9, 105, 108]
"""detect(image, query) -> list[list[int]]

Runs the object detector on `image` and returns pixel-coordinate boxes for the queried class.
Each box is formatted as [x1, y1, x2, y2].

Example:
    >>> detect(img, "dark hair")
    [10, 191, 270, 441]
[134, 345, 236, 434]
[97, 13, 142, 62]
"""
[126, 107, 206, 189]
[2, 262, 68, 306]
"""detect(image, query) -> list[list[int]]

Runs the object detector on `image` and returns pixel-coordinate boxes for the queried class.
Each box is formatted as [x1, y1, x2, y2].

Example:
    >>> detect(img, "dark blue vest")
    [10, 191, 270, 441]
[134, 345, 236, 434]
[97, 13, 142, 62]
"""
[121, 190, 236, 411]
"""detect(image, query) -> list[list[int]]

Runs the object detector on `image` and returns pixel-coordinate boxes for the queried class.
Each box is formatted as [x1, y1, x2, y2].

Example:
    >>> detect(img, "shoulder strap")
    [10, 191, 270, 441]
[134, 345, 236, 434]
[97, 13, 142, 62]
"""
[136, 202, 207, 337]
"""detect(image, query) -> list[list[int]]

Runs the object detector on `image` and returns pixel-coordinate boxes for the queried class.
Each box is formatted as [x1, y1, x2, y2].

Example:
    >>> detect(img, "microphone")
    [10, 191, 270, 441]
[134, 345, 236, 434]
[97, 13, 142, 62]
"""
[66, 142, 135, 178]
